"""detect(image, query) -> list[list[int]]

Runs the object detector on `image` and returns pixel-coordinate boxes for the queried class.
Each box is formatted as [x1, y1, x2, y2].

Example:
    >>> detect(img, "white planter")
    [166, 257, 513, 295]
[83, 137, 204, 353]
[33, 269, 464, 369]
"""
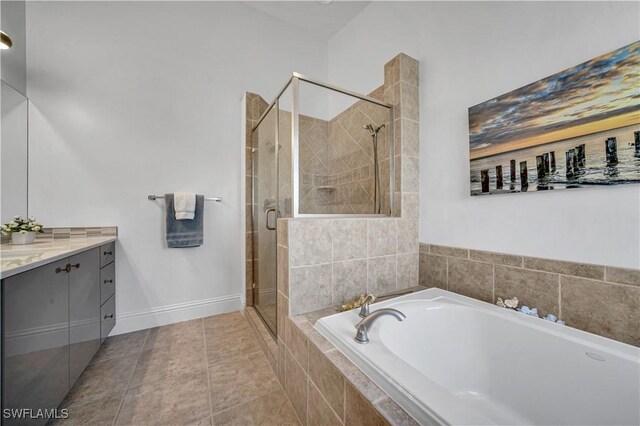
[12, 231, 36, 245]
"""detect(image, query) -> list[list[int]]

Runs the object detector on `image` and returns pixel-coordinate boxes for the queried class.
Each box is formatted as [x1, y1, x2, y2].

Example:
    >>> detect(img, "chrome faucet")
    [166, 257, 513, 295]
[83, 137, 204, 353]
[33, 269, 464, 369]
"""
[354, 308, 406, 344]
[359, 294, 375, 318]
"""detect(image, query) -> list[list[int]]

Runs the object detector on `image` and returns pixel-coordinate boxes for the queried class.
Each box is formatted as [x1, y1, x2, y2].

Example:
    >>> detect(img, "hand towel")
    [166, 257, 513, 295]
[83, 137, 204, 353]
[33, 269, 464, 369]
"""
[174, 192, 197, 220]
[165, 193, 204, 248]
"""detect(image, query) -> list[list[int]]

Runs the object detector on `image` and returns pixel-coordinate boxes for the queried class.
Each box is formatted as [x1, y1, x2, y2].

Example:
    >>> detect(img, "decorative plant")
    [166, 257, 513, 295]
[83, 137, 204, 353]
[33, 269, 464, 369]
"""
[1, 216, 45, 235]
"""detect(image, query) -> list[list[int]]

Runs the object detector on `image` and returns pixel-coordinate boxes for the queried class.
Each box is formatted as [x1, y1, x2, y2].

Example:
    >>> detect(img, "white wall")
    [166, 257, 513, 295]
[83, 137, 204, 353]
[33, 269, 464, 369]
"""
[1, 0, 27, 96]
[26, 1, 327, 334]
[328, 1, 640, 268]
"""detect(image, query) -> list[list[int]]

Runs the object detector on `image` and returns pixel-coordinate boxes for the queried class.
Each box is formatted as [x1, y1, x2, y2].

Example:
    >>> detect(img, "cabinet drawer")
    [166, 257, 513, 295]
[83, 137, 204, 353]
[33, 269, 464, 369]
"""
[100, 242, 115, 268]
[100, 294, 116, 343]
[100, 262, 115, 305]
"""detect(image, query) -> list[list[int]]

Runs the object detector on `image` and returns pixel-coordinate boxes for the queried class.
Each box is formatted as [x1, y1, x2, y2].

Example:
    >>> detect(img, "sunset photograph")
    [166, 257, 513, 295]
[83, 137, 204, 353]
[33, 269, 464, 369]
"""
[469, 41, 640, 195]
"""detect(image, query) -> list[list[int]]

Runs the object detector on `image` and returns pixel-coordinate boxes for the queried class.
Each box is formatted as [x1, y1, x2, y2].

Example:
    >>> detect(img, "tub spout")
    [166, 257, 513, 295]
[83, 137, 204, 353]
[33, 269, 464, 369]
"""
[355, 308, 406, 344]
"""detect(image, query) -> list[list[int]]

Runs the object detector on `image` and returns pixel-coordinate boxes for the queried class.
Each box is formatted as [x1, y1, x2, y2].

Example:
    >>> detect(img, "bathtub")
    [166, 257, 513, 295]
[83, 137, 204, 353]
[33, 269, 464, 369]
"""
[315, 288, 640, 425]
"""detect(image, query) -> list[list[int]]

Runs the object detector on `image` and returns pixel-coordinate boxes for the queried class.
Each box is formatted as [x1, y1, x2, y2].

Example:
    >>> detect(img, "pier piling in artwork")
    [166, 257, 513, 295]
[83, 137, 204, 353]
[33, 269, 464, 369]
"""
[606, 137, 618, 164]
[481, 169, 490, 193]
[496, 165, 503, 189]
[519, 161, 528, 189]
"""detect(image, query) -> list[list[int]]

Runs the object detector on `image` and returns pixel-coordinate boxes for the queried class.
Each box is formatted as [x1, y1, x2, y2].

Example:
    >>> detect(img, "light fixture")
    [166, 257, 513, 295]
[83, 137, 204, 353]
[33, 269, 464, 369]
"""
[1, 31, 13, 50]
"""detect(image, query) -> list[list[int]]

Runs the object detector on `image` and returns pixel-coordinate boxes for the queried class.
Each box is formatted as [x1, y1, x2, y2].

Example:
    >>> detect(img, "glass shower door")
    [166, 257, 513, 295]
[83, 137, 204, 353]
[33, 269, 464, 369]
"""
[251, 105, 278, 335]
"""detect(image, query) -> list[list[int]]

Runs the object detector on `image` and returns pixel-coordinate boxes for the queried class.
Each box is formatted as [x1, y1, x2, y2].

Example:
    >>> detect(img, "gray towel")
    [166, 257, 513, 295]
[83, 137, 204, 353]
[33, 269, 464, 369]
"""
[165, 193, 204, 248]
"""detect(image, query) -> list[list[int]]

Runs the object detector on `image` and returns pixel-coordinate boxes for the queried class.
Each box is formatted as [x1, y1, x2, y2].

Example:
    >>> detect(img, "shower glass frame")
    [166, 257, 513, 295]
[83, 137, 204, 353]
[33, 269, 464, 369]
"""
[252, 72, 395, 218]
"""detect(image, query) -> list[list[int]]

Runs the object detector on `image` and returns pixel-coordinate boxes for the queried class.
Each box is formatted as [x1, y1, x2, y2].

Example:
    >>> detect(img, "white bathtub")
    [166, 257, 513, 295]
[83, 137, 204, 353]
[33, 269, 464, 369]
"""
[315, 288, 640, 425]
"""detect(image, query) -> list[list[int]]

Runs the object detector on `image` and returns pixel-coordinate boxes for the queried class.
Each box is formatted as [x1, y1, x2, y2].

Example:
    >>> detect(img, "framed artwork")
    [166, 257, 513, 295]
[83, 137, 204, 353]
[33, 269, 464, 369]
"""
[469, 41, 639, 196]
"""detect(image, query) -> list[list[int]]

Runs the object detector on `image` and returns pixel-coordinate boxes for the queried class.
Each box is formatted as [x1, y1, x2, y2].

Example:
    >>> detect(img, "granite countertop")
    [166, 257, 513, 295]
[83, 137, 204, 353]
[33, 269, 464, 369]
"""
[0, 236, 117, 279]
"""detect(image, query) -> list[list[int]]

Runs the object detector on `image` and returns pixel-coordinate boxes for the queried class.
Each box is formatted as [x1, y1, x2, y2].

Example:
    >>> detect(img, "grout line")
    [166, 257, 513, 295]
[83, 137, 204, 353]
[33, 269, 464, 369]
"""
[445, 256, 449, 290]
[558, 275, 562, 319]
[112, 328, 150, 425]
[200, 318, 215, 421]
[492, 264, 495, 303]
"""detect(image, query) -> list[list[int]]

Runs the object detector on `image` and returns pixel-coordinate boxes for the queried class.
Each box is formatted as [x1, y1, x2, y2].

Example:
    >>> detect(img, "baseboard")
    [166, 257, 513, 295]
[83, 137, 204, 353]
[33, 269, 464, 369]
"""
[110, 293, 242, 335]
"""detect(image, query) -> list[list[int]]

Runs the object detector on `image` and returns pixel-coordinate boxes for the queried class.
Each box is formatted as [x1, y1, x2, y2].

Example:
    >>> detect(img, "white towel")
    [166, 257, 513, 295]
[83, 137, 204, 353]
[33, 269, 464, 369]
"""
[173, 192, 196, 220]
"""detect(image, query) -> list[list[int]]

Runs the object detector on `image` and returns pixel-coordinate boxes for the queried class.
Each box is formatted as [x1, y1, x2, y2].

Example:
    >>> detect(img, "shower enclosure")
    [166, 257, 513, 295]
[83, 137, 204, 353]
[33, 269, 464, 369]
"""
[251, 73, 393, 335]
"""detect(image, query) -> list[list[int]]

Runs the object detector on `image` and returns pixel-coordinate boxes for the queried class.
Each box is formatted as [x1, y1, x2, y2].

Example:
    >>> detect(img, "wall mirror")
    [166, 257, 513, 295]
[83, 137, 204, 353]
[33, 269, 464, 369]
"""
[1, 80, 29, 223]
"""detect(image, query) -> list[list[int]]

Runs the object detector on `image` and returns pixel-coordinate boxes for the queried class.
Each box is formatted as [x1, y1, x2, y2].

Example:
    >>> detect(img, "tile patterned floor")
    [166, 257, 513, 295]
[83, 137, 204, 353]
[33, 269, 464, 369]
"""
[53, 311, 300, 425]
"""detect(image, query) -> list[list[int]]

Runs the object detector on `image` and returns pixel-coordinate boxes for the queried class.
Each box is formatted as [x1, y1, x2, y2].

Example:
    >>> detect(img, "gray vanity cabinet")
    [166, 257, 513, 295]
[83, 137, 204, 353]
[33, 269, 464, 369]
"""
[2, 259, 71, 426]
[68, 248, 101, 388]
[1, 242, 116, 426]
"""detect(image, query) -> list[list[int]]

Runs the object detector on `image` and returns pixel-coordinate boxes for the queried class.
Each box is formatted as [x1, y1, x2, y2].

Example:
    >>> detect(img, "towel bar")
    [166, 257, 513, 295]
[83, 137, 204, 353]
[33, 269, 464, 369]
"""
[147, 195, 222, 202]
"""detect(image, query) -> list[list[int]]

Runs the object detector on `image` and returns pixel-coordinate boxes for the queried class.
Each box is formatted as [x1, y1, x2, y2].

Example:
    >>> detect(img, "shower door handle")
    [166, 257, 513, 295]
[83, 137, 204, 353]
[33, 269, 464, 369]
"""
[265, 208, 277, 231]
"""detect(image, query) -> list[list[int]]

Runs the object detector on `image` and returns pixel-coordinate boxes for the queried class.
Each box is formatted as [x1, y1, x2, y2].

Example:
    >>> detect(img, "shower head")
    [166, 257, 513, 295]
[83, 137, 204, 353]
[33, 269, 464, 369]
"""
[363, 123, 385, 137]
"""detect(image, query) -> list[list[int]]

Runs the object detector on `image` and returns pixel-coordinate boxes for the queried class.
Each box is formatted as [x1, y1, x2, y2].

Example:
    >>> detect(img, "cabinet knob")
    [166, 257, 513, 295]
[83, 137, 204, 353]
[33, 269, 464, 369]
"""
[104, 314, 114, 319]
[55, 265, 70, 273]
[69, 263, 80, 269]
[103, 251, 112, 256]
[104, 279, 113, 284]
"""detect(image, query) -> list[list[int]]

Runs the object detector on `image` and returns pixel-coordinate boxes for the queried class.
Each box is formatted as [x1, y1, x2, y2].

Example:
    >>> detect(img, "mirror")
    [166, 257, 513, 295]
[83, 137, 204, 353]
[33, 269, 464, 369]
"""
[1, 80, 29, 223]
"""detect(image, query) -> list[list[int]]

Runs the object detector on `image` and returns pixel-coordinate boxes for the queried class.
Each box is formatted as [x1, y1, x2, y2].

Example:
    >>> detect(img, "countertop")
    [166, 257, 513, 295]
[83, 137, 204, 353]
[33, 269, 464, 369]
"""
[0, 236, 117, 279]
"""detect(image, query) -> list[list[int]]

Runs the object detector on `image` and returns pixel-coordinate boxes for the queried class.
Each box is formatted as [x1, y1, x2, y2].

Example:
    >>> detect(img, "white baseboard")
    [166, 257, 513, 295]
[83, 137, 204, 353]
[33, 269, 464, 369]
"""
[110, 293, 242, 336]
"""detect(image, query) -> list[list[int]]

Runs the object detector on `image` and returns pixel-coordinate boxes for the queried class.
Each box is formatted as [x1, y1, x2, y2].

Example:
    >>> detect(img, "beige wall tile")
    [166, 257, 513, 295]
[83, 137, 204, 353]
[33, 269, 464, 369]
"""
[401, 156, 420, 193]
[308, 381, 342, 426]
[400, 82, 419, 121]
[277, 292, 288, 342]
[333, 259, 368, 305]
[368, 255, 397, 295]
[325, 350, 386, 404]
[284, 348, 308, 423]
[430, 244, 468, 258]
[419, 253, 447, 289]
[277, 245, 289, 295]
[368, 219, 397, 257]
[384, 56, 400, 86]
[606, 266, 640, 287]
[397, 252, 419, 289]
[309, 346, 345, 421]
[469, 249, 522, 267]
[401, 193, 419, 219]
[561, 276, 640, 346]
[523, 256, 604, 280]
[400, 118, 419, 157]
[418, 243, 429, 253]
[448, 258, 493, 303]
[289, 264, 333, 315]
[374, 397, 419, 426]
[332, 219, 367, 261]
[345, 382, 388, 426]
[494, 265, 559, 317]
[398, 53, 419, 87]
[289, 219, 332, 267]
[397, 219, 418, 254]
[277, 218, 289, 247]
[285, 317, 309, 372]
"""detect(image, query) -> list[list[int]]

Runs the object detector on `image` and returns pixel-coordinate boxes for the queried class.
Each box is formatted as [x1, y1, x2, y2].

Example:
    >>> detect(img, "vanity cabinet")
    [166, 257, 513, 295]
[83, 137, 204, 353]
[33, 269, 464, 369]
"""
[1, 242, 116, 426]
[2, 259, 71, 426]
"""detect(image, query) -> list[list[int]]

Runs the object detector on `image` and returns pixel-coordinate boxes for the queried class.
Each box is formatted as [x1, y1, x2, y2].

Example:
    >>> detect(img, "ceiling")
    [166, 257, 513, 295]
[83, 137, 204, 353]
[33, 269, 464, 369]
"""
[243, 1, 371, 40]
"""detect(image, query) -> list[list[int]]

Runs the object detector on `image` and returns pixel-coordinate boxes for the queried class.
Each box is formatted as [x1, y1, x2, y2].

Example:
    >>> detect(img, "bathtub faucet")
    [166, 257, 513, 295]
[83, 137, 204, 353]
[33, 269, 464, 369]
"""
[359, 294, 376, 318]
[354, 308, 406, 344]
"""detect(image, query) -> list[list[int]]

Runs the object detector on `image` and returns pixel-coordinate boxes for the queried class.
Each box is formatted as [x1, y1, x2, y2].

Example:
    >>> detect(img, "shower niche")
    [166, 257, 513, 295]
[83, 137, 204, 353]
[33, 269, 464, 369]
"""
[249, 73, 394, 335]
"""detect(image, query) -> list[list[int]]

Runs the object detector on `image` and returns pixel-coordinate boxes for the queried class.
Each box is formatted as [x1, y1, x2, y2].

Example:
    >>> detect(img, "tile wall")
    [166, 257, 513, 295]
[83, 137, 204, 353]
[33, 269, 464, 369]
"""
[419, 243, 640, 346]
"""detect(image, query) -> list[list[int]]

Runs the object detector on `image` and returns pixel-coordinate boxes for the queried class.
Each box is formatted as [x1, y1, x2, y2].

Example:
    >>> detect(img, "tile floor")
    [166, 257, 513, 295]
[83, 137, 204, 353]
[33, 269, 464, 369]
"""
[53, 311, 300, 425]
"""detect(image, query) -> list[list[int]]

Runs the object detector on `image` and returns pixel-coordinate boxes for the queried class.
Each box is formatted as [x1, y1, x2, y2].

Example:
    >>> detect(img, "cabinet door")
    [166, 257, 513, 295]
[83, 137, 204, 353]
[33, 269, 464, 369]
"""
[2, 259, 70, 426]
[68, 248, 101, 388]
